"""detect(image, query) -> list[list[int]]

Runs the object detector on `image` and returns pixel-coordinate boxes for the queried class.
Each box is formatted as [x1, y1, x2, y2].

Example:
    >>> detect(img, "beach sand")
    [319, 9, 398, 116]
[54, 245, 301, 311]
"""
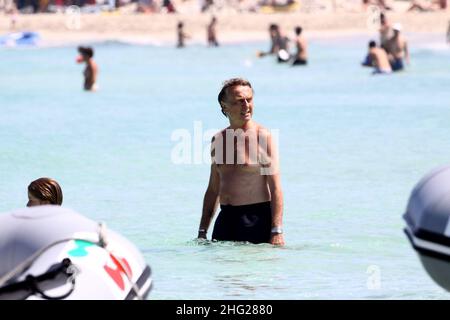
[0, 1, 449, 46]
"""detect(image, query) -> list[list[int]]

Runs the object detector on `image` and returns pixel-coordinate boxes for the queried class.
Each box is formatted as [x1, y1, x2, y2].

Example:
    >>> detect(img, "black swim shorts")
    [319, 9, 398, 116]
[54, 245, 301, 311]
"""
[292, 58, 307, 66]
[212, 202, 272, 244]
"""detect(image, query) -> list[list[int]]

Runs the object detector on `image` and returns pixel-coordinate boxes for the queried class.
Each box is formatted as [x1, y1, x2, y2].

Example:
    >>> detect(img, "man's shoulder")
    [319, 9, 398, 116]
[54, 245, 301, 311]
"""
[255, 123, 271, 134]
[374, 47, 383, 55]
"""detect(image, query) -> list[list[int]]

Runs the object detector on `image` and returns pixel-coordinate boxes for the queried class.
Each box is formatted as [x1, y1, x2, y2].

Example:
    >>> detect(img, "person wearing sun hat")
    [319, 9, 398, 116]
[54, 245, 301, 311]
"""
[386, 22, 410, 71]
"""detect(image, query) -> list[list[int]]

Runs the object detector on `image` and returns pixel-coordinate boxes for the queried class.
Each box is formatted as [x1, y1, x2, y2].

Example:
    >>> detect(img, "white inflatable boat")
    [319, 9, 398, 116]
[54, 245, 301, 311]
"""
[0, 206, 152, 300]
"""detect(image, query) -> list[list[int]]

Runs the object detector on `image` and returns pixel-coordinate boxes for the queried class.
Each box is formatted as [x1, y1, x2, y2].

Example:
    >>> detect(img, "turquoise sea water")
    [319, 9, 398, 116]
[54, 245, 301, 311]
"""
[1, 34, 450, 299]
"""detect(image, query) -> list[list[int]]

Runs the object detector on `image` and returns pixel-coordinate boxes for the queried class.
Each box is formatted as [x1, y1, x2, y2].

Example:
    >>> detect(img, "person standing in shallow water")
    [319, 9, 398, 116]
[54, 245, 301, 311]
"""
[27, 178, 63, 207]
[385, 23, 409, 71]
[292, 26, 307, 66]
[257, 23, 289, 62]
[207, 16, 219, 47]
[197, 78, 285, 246]
[77, 46, 98, 91]
[177, 22, 190, 48]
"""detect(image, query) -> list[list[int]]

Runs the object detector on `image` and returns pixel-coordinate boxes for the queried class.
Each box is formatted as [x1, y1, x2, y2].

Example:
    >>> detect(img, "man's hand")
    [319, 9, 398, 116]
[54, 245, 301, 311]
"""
[270, 233, 285, 246]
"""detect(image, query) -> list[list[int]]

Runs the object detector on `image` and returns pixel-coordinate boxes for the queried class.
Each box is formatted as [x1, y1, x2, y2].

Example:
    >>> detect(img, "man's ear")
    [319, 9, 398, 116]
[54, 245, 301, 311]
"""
[220, 102, 228, 115]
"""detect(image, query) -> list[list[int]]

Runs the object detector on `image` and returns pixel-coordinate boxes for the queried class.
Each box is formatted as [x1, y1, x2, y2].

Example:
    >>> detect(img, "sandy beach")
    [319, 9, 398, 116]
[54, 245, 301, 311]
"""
[0, 2, 449, 45]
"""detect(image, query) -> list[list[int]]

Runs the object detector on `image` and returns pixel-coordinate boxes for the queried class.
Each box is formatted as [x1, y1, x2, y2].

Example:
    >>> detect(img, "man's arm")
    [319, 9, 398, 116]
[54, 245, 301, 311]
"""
[86, 61, 97, 90]
[91, 63, 98, 86]
[262, 130, 285, 246]
[197, 163, 220, 239]
[302, 38, 308, 55]
[404, 41, 410, 64]
[257, 43, 276, 57]
[267, 173, 284, 246]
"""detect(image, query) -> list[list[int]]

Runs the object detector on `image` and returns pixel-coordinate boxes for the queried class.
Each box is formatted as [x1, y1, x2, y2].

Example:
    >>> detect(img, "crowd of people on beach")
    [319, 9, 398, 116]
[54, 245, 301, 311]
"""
[0, 0, 448, 14]
[364, 0, 446, 11]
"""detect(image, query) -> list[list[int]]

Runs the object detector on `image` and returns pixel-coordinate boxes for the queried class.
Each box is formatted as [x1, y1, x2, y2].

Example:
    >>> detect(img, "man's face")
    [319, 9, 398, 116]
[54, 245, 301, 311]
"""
[222, 85, 254, 123]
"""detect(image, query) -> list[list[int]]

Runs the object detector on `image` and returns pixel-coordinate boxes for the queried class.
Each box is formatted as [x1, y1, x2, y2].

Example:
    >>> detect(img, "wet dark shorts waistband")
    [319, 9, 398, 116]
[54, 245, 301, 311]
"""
[219, 201, 271, 212]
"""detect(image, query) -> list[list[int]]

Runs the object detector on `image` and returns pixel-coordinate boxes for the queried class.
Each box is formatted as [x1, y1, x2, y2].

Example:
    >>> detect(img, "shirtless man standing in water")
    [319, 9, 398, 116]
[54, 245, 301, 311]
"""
[197, 78, 285, 246]
[292, 26, 308, 66]
[207, 16, 219, 47]
[385, 23, 410, 71]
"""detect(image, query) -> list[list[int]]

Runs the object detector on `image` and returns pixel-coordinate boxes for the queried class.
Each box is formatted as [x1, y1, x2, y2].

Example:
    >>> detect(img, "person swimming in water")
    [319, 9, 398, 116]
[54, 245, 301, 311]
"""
[27, 177, 63, 207]
[77, 46, 98, 91]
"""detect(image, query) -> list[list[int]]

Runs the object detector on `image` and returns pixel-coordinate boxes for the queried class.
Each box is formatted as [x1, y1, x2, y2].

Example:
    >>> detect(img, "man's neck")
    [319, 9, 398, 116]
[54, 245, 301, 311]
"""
[229, 120, 254, 130]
